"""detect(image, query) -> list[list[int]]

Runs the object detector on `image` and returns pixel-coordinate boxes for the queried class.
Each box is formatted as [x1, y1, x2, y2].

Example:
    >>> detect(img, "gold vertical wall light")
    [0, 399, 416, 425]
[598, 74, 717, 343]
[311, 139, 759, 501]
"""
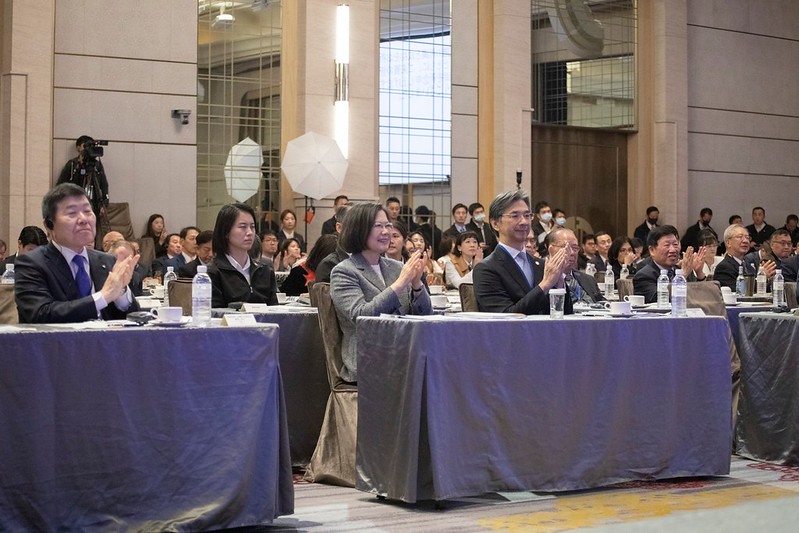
[335, 4, 349, 158]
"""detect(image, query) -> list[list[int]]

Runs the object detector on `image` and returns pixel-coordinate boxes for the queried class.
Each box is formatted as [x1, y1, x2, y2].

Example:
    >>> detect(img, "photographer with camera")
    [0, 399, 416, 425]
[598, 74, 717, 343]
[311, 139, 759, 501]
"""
[57, 135, 109, 220]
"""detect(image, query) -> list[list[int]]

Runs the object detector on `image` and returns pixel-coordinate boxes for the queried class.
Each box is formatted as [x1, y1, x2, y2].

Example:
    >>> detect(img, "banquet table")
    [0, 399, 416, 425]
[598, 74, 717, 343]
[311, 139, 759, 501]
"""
[725, 302, 773, 345]
[736, 312, 799, 465]
[356, 314, 733, 503]
[0, 323, 293, 531]
[212, 306, 328, 464]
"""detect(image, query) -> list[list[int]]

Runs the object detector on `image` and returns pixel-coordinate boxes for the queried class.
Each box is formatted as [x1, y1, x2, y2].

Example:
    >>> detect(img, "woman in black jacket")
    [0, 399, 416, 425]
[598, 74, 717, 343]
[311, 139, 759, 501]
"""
[208, 202, 278, 308]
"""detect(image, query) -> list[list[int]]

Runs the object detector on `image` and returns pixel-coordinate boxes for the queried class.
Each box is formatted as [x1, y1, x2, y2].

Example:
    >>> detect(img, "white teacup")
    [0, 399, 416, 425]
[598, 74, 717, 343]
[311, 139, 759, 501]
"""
[276, 292, 288, 304]
[429, 285, 445, 295]
[149, 285, 165, 299]
[430, 294, 448, 308]
[608, 301, 632, 315]
[151, 306, 183, 323]
[624, 295, 645, 306]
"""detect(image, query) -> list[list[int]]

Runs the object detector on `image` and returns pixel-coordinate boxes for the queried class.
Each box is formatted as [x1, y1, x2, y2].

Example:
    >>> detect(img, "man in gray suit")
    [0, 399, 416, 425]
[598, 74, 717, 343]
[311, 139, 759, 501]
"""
[15, 183, 139, 323]
[330, 203, 432, 382]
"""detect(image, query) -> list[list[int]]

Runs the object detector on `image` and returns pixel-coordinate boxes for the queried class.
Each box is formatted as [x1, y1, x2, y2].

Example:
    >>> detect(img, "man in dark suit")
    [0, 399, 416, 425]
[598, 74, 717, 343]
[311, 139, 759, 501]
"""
[743, 229, 795, 287]
[321, 194, 348, 235]
[473, 190, 572, 315]
[0, 225, 48, 269]
[681, 207, 716, 252]
[465, 202, 497, 256]
[178, 230, 214, 278]
[714, 224, 756, 291]
[161, 226, 199, 275]
[591, 231, 612, 272]
[632, 225, 707, 303]
[549, 228, 604, 304]
[442, 203, 469, 240]
[746, 206, 776, 250]
[633, 206, 659, 244]
[15, 183, 139, 323]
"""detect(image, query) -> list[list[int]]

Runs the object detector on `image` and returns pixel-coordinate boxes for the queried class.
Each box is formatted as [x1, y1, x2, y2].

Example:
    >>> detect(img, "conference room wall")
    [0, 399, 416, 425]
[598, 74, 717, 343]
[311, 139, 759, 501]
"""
[51, 0, 197, 236]
[686, 0, 799, 229]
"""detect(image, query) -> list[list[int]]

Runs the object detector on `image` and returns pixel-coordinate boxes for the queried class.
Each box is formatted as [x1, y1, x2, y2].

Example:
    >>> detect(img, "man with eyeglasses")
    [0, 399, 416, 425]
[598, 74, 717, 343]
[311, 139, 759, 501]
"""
[744, 229, 797, 286]
[714, 224, 759, 291]
[548, 227, 604, 304]
[632, 225, 707, 303]
[473, 190, 572, 315]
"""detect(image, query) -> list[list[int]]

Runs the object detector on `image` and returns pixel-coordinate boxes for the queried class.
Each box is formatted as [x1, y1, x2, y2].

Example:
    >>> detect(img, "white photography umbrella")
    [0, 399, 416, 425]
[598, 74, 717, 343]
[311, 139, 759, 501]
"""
[224, 137, 263, 202]
[281, 131, 348, 200]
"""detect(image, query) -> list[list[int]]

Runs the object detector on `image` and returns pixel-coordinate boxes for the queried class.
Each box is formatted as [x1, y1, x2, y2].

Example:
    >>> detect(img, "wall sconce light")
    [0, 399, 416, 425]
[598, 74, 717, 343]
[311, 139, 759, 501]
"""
[335, 4, 349, 158]
[172, 109, 192, 125]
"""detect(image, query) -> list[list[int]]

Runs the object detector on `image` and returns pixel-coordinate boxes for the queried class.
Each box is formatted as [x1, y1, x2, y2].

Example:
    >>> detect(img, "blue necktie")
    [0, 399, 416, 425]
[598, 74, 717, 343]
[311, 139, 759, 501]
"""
[72, 255, 91, 298]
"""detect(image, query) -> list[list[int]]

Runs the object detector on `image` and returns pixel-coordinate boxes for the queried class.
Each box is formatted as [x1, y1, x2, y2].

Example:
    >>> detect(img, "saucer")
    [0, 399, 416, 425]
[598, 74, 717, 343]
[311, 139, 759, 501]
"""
[151, 319, 187, 328]
[608, 312, 634, 318]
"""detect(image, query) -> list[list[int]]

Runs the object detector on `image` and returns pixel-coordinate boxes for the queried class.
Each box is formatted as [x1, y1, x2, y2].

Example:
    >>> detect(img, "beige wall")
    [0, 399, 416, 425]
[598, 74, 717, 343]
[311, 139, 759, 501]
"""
[686, 0, 799, 231]
[52, 0, 197, 237]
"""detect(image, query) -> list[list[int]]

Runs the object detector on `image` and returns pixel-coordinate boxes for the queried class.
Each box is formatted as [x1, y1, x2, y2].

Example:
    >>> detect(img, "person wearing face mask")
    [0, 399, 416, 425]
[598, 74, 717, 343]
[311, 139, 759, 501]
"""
[681, 207, 716, 252]
[466, 202, 498, 256]
[532, 201, 555, 257]
[634, 206, 660, 244]
[553, 208, 567, 228]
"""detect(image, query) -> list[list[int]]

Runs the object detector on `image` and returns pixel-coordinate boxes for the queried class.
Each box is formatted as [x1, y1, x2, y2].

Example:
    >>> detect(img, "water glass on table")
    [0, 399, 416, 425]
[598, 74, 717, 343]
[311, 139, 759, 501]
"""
[549, 288, 566, 319]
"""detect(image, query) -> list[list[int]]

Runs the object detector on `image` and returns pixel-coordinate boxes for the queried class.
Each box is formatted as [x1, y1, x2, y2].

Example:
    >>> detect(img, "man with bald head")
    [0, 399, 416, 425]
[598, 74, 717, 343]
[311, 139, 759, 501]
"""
[548, 228, 604, 304]
[101, 231, 125, 252]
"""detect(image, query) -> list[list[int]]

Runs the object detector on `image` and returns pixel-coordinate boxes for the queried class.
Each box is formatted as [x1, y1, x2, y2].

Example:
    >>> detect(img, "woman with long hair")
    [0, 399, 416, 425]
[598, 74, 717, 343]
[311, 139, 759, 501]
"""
[144, 214, 168, 257]
[281, 234, 339, 296]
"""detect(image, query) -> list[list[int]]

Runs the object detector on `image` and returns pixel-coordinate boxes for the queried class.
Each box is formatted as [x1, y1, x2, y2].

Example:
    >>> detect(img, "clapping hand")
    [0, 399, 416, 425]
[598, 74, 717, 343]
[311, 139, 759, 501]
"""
[681, 246, 707, 277]
[760, 259, 777, 279]
[393, 249, 427, 294]
[540, 246, 568, 290]
[101, 253, 140, 302]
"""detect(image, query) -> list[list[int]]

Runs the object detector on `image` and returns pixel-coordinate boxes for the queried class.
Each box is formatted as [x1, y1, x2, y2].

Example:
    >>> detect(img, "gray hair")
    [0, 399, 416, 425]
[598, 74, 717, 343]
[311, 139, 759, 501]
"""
[548, 227, 575, 246]
[488, 190, 530, 222]
[723, 223, 746, 242]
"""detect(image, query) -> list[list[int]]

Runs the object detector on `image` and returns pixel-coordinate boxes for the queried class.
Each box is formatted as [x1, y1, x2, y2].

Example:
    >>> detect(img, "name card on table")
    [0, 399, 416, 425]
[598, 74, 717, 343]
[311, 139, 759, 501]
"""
[241, 303, 270, 313]
[221, 313, 259, 327]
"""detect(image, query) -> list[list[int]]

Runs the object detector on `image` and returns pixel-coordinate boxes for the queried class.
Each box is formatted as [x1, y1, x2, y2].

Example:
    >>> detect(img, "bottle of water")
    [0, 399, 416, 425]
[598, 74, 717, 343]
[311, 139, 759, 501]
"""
[671, 269, 687, 317]
[192, 265, 212, 327]
[605, 264, 615, 298]
[620, 264, 629, 280]
[1, 263, 14, 285]
[756, 265, 767, 296]
[657, 269, 670, 309]
[773, 269, 785, 308]
[585, 262, 596, 277]
[163, 266, 177, 307]
[736, 266, 746, 297]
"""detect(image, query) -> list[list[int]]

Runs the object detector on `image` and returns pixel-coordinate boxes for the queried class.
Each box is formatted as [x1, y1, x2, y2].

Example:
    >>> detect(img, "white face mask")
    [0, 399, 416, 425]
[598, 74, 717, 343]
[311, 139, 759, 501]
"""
[473, 213, 485, 223]
[555, 217, 566, 226]
[540, 212, 553, 222]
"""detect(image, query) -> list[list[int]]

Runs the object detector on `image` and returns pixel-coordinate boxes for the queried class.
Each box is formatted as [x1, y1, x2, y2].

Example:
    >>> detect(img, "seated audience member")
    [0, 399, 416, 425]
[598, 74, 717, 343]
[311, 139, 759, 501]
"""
[415, 206, 443, 259]
[525, 228, 540, 258]
[259, 230, 279, 265]
[330, 203, 432, 383]
[152, 232, 182, 275]
[631, 237, 647, 262]
[178, 230, 214, 278]
[608, 236, 639, 279]
[577, 233, 596, 271]
[781, 214, 799, 247]
[315, 205, 353, 283]
[696, 228, 721, 277]
[408, 230, 443, 286]
[745, 229, 796, 285]
[634, 206, 659, 243]
[15, 183, 139, 323]
[144, 213, 168, 258]
[632, 225, 707, 303]
[714, 224, 755, 291]
[1, 225, 48, 268]
[746, 206, 775, 250]
[445, 231, 482, 289]
[162, 226, 199, 273]
[277, 209, 306, 252]
[681, 207, 716, 252]
[443, 203, 469, 240]
[109, 240, 145, 296]
[437, 236, 455, 269]
[591, 231, 612, 272]
[532, 201, 555, 256]
[275, 237, 303, 272]
[101, 230, 126, 253]
[281, 234, 339, 296]
[385, 221, 409, 262]
[207, 203, 277, 308]
[473, 190, 572, 315]
[321, 195, 349, 235]
[466, 202, 498, 255]
[550, 227, 604, 304]
[553, 208, 567, 228]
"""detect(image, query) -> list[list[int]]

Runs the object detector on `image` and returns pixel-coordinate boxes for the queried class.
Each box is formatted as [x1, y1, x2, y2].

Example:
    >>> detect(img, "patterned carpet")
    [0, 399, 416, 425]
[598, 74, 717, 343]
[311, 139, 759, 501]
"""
[251, 457, 799, 532]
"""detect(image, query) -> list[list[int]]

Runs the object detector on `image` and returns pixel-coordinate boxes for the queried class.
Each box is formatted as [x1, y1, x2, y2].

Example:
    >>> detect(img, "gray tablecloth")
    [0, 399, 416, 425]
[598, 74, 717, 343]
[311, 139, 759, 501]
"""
[356, 315, 733, 502]
[213, 307, 328, 464]
[0, 325, 293, 531]
[736, 312, 799, 465]
[726, 304, 772, 346]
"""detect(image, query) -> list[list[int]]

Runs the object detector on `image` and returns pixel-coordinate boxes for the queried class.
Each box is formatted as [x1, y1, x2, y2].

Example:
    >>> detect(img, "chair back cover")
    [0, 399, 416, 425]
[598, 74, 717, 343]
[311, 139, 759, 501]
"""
[686, 280, 727, 317]
[168, 279, 194, 316]
[0, 284, 18, 324]
[785, 281, 798, 309]
[459, 283, 479, 312]
[311, 283, 352, 391]
[616, 278, 634, 300]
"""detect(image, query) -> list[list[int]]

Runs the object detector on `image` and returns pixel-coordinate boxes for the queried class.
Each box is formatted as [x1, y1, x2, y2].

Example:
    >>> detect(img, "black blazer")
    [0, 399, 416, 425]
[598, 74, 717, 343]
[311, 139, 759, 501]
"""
[466, 220, 498, 255]
[713, 255, 749, 291]
[208, 254, 278, 308]
[572, 270, 605, 303]
[321, 216, 338, 236]
[632, 260, 697, 303]
[15, 243, 139, 323]
[177, 258, 202, 279]
[473, 245, 573, 315]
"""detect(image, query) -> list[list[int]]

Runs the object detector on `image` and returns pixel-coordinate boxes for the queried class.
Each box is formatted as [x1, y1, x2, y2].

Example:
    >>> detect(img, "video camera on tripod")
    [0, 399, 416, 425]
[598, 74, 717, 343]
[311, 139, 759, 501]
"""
[81, 139, 109, 162]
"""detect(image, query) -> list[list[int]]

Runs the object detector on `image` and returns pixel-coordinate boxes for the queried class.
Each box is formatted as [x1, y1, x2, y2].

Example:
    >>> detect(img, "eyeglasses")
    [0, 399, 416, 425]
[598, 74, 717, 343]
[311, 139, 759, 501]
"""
[372, 222, 394, 231]
[771, 240, 792, 247]
[501, 211, 533, 221]
[555, 243, 580, 252]
[730, 234, 751, 241]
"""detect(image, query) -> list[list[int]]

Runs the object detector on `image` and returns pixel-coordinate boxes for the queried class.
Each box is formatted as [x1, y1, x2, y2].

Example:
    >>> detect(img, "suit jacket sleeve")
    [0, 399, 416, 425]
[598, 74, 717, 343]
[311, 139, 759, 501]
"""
[330, 263, 403, 320]
[472, 259, 548, 314]
[713, 258, 738, 291]
[632, 266, 658, 304]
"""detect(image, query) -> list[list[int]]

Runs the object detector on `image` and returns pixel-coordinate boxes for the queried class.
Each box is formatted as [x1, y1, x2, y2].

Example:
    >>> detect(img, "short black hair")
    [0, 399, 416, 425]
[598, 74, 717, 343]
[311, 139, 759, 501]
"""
[594, 231, 610, 242]
[752, 206, 765, 214]
[582, 233, 595, 245]
[386, 196, 401, 206]
[18, 226, 48, 247]
[647, 225, 679, 249]
[334, 195, 349, 205]
[699, 207, 713, 217]
[451, 203, 468, 216]
[164, 233, 180, 247]
[646, 206, 659, 216]
[280, 209, 297, 223]
[212, 203, 256, 256]
[729, 214, 741, 224]
[196, 230, 213, 247]
[609, 236, 634, 263]
[438, 235, 456, 257]
[41, 183, 89, 221]
[488, 190, 529, 222]
[407, 230, 429, 250]
[533, 201, 550, 214]
[787, 214, 799, 224]
[468, 202, 484, 216]
[771, 228, 791, 241]
[75, 135, 93, 147]
[453, 231, 480, 257]
[278, 238, 301, 256]
[179, 226, 200, 240]
[259, 229, 277, 240]
[338, 202, 389, 254]
[553, 208, 565, 217]
[697, 228, 718, 246]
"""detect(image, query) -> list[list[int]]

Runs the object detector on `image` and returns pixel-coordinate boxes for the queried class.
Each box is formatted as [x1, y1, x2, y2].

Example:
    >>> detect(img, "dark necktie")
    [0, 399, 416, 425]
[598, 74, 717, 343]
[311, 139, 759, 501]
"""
[667, 268, 676, 281]
[72, 255, 92, 298]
